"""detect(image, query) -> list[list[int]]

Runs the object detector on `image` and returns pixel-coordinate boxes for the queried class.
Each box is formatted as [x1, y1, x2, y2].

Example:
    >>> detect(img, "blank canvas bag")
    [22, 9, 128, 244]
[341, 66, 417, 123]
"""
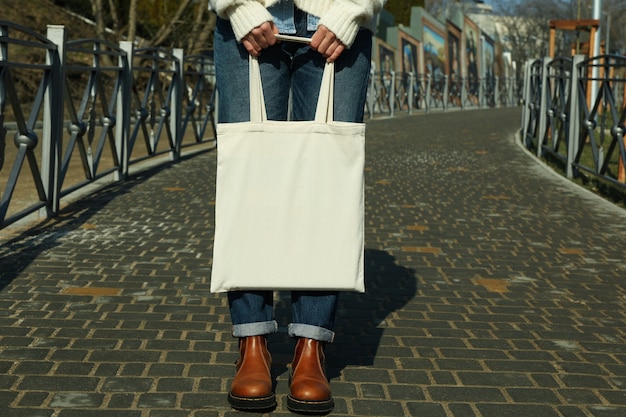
[210, 54, 365, 293]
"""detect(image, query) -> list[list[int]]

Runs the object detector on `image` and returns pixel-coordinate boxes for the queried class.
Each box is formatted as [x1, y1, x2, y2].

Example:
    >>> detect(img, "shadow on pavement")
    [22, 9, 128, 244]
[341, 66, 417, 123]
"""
[0, 161, 179, 292]
[327, 248, 417, 378]
[267, 249, 417, 381]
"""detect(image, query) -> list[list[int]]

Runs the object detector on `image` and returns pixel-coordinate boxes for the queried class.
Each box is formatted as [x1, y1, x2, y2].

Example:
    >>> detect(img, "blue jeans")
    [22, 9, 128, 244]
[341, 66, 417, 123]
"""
[213, 10, 372, 343]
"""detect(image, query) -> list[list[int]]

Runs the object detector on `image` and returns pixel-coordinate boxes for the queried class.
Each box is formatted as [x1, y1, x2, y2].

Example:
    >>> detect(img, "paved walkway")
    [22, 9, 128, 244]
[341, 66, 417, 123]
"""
[1, 107, 626, 417]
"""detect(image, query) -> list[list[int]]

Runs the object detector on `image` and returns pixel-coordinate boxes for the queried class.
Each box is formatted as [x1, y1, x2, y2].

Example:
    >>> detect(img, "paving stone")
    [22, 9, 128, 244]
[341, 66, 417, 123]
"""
[197, 378, 223, 393]
[531, 373, 561, 388]
[476, 403, 561, 417]
[13, 361, 54, 375]
[599, 390, 626, 405]
[486, 360, 557, 373]
[557, 389, 604, 404]
[557, 406, 592, 417]
[54, 362, 97, 375]
[434, 358, 484, 371]
[431, 370, 456, 385]
[17, 391, 50, 407]
[119, 363, 149, 376]
[156, 377, 194, 392]
[559, 374, 613, 389]
[101, 378, 153, 392]
[107, 393, 135, 408]
[0, 390, 18, 408]
[406, 402, 449, 417]
[386, 384, 425, 401]
[18, 376, 99, 391]
[57, 410, 142, 417]
[506, 387, 561, 404]
[149, 410, 188, 417]
[587, 406, 626, 417]
[137, 393, 177, 408]
[0, 348, 50, 360]
[392, 370, 431, 385]
[428, 386, 506, 403]
[457, 371, 533, 387]
[351, 399, 406, 416]
[189, 411, 220, 417]
[180, 392, 222, 409]
[94, 363, 120, 377]
[49, 392, 104, 407]
[359, 383, 386, 399]
[2, 409, 55, 417]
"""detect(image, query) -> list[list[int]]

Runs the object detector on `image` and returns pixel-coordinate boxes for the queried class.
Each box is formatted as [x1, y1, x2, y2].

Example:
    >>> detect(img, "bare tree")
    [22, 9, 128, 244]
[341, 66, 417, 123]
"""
[498, 0, 625, 59]
[603, 0, 626, 54]
[107, 0, 122, 35]
[148, 0, 194, 47]
[186, 4, 216, 55]
[497, 14, 549, 79]
[127, 0, 138, 44]
[90, 0, 107, 40]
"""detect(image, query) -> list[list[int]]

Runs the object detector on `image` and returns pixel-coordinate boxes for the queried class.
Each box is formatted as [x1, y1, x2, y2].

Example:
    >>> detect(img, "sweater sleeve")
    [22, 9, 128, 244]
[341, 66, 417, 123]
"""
[209, 0, 274, 41]
[316, 0, 386, 47]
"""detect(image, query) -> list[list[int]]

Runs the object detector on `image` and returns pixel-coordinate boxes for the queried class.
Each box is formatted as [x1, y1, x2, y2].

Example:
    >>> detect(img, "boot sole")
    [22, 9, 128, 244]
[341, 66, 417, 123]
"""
[287, 395, 334, 414]
[228, 392, 276, 411]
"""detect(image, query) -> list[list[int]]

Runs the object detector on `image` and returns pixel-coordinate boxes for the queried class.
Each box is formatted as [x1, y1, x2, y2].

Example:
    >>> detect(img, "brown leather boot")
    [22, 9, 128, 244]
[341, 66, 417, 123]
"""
[228, 335, 276, 411]
[287, 338, 334, 414]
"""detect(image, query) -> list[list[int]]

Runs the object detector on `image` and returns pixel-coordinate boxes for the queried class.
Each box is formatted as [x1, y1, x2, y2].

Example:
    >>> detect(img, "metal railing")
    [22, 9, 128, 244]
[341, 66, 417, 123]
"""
[521, 53, 626, 186]
[1, 22, 216, 230]
[1, 22, 62, 226]
[366, 69, 520, 118]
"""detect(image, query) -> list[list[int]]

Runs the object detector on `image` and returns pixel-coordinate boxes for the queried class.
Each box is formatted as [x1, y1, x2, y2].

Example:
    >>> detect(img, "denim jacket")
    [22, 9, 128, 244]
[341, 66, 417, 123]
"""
[268, 0, 320, 34]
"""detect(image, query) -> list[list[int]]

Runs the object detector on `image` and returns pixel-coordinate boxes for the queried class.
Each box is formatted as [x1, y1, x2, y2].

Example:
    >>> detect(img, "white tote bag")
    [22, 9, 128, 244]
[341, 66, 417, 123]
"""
[210, 53, 365, 293]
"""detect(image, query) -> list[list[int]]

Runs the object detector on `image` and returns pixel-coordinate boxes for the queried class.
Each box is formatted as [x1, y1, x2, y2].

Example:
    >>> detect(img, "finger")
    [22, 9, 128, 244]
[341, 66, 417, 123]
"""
[326, 43, 345, 63]
[244, 22, 278, 55]
[311, 25, 334, 50]
[254, 22, 277, 48]
[310, 30, 324, 50]
[242, 39, 261, 56]
[249, 28, 269, 49]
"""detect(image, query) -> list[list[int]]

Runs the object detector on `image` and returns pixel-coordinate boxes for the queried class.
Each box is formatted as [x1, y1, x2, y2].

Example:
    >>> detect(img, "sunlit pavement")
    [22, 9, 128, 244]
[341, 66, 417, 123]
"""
[1, 107, 626, 417]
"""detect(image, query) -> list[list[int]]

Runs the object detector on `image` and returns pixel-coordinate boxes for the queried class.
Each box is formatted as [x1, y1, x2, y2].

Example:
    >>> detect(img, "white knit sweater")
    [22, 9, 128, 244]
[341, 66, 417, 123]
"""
[209, 0, 385, 48]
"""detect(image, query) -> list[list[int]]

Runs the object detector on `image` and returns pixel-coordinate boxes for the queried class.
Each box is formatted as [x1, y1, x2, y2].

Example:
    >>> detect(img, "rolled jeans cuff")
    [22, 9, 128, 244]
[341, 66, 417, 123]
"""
[232, 320, 278, 338]
[288, 323, 335, 343]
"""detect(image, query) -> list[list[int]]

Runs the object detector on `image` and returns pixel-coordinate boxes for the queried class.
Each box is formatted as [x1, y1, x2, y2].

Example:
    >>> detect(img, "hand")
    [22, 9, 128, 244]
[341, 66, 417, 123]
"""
[310, 25, 345, 63]
[242, 21, 278, 56]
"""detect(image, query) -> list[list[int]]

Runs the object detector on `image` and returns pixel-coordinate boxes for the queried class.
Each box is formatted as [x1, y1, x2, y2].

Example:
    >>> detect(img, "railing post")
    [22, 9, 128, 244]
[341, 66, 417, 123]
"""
[408, 72, 414, 114]
[171, 48, 184, 161]
[117, 41, 133, 180]
[479, 77, 485, 108]
[521, 59, 532, 141]
[118, 41, 133, 179]
[461, 76, 467, 110]
[425, 74, 432, 113]
[495, 76, 500, 108]
[536, 57, 550, 157]
[42, 25, 66, 217]
[443, 75, 449, 111]
[389, 71, 395, 117]
[566, 55, 584, 179]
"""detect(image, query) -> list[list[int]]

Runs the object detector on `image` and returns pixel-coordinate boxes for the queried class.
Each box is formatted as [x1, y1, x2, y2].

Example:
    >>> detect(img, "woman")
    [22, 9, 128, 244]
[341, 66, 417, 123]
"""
[209, 0, 385, 413]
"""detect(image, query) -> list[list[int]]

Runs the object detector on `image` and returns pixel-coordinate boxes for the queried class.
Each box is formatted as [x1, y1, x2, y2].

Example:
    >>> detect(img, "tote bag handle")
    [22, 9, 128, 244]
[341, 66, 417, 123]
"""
[249, 38, 334, 124]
